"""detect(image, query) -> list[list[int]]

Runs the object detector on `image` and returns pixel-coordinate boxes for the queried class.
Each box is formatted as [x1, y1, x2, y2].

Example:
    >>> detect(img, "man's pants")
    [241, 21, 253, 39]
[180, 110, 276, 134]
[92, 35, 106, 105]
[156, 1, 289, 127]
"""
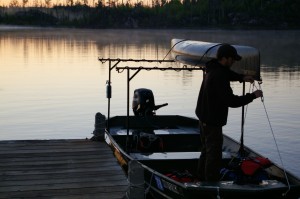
[197, 122, 223, 181]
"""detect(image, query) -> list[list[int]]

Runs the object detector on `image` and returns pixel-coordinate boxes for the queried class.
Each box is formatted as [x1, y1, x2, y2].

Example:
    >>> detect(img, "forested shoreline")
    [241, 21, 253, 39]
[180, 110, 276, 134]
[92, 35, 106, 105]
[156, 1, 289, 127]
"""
[0, 0, 299, 29]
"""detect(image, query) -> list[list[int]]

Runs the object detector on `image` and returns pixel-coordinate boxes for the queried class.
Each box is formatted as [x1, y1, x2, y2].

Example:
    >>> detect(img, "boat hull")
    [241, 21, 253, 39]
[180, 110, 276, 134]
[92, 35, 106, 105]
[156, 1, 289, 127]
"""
[104, 115, 300, 199]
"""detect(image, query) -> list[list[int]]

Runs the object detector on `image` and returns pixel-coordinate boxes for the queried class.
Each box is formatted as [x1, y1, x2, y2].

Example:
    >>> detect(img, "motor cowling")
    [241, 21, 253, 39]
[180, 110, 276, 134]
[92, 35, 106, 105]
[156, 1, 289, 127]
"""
[132, 88, 168, 116]
[132, 88, 155, 116]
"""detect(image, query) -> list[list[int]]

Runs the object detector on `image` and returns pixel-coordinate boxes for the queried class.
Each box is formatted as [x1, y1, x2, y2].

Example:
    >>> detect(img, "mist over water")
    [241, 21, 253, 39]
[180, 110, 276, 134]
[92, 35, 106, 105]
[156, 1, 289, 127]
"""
[0, 26, 300, 177]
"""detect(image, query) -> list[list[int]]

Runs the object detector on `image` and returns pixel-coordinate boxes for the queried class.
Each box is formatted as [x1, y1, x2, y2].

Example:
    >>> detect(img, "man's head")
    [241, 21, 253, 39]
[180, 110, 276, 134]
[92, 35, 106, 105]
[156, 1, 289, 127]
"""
[217, 44, 242, 67]
[217, 44, 242, 61]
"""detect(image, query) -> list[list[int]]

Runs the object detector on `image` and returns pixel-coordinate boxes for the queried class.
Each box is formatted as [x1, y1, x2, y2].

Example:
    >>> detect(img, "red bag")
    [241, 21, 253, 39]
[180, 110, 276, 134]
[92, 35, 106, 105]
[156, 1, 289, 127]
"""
[241, 157, 272, 175]
[165, 170, 194, 183]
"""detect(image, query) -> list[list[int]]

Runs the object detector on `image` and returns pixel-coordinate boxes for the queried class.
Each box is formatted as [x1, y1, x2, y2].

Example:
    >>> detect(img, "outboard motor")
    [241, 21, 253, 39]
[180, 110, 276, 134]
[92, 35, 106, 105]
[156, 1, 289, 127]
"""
[132, 88, 168, 116]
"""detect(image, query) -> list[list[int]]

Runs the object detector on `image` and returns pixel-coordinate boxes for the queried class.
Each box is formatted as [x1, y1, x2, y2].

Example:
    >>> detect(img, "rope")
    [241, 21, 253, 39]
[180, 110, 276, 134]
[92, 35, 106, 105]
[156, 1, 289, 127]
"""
[144, 172, 154, 198]
[125, 179, 145, 199]
[216, 187, 221, 199]
[252, 82, 291, 196]
[193, 43, 222, 67]
[162, 39, 221, 69]
[162, 39, 188, 61]
[243, 83, 255, 122]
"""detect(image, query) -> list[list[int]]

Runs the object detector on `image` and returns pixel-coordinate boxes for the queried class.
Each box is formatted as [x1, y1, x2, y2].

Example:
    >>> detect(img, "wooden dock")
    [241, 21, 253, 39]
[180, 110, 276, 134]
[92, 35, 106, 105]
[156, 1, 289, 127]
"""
[0, 139, 128, 199]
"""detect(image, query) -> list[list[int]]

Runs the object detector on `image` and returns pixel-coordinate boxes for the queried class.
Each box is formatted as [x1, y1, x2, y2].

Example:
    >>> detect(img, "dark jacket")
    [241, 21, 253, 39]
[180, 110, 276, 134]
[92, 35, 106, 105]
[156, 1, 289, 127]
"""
[195, 59, 256, 127]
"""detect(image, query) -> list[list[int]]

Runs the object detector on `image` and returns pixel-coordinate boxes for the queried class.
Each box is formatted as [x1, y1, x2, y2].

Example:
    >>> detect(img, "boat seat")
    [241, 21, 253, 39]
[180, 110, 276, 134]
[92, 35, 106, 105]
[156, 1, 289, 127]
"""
[114, 128, 199, 135]
[129, 151, 232, 161]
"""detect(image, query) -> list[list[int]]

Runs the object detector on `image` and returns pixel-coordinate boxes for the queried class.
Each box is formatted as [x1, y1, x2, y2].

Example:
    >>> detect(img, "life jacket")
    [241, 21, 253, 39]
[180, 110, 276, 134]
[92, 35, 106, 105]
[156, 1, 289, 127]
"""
[241, 157, 272, 176]
[220, 156, 273, 184]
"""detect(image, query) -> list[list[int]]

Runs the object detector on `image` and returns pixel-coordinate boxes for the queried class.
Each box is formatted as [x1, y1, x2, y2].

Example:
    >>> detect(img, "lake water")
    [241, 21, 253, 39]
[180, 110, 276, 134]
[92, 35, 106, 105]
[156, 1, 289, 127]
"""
[0, 26, 300, 178]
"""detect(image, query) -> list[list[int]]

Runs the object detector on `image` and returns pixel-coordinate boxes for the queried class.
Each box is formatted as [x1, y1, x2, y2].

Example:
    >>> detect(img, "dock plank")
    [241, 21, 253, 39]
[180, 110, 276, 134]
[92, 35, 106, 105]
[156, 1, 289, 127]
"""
[0, 139, 128, 198]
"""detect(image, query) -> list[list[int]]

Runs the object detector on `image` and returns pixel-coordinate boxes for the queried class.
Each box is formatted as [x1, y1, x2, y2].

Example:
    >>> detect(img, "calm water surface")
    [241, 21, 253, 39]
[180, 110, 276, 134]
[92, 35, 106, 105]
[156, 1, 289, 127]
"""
[0, 26, 300, 177]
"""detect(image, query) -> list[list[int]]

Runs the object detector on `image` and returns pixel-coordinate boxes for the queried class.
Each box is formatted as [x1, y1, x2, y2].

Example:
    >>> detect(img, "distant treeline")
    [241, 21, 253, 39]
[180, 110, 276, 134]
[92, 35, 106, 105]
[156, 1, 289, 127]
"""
[0, 0, 299, 29]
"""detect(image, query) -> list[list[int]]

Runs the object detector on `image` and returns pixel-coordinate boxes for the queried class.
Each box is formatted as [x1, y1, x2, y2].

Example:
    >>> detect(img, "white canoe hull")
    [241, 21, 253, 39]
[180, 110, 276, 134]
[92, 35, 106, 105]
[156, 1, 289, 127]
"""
[171, 39, 261, 80]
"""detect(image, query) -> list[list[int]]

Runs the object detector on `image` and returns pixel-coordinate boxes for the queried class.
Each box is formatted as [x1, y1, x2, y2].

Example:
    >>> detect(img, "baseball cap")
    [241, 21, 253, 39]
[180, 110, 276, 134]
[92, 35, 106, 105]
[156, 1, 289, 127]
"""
[217, 44, 242, 61]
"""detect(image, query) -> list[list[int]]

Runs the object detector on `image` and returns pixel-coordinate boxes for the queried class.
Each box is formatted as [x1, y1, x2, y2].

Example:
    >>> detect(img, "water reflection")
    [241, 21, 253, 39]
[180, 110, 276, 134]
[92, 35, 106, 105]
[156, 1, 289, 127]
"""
[1, 27, 299, 66]
[1, 27, 300, 135]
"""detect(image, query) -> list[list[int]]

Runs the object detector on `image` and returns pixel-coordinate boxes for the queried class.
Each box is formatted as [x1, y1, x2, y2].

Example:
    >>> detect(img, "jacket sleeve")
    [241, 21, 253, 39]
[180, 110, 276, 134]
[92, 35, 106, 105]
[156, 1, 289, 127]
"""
[219, 74, 256, 108]
[226, 93, 256, 108]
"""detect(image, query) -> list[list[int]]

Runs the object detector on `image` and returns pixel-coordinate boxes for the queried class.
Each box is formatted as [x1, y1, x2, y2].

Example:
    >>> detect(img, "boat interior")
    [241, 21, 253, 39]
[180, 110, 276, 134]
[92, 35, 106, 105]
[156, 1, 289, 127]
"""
[108, 116, 248, 179]
[106, 115, 295, 188]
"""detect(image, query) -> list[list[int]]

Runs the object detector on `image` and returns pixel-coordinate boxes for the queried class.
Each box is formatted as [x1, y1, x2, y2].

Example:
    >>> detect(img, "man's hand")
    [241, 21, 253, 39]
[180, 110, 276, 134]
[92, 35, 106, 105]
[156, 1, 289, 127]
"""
[252, 90, 263, 98]
[243, 75, 254, 83]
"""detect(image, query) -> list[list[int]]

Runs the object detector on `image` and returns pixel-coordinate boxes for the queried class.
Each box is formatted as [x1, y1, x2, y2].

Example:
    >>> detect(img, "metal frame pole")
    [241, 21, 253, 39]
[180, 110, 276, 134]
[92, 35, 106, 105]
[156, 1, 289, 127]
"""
[240, 81, 246, 156]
